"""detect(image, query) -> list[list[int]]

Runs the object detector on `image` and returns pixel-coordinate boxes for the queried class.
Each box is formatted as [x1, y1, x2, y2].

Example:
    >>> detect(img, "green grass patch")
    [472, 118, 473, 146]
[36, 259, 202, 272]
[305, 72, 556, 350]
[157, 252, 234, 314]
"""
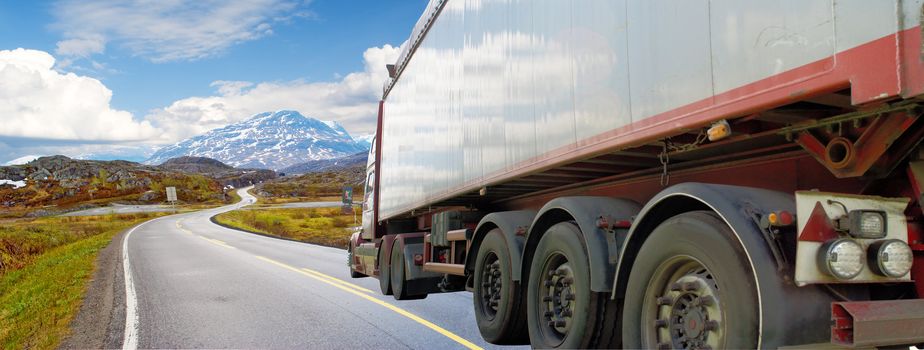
[0, 213, 165, 349]
[213, 207, 356, 248]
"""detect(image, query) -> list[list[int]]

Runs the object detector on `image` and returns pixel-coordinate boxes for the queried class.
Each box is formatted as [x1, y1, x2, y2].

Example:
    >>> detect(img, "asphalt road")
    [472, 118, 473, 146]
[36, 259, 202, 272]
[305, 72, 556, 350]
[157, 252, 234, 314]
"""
[124, 187, 517, 349]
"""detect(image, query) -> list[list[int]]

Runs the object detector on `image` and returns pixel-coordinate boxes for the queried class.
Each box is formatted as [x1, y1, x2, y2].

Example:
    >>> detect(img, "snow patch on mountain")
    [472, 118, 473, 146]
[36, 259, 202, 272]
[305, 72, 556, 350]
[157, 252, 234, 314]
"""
[145, 110, 369, 170]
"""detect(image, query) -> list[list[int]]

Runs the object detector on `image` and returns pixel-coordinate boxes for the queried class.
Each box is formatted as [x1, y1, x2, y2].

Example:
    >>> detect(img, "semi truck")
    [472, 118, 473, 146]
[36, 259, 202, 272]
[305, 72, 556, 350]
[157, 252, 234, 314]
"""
[348, 0, 924, 348]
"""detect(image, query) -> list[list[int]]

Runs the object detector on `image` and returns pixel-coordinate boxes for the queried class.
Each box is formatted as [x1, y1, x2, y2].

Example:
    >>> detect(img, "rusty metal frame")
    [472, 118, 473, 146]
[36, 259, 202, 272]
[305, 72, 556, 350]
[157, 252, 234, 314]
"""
[831, 299, 924, 347]
[792, 104, 920, 178]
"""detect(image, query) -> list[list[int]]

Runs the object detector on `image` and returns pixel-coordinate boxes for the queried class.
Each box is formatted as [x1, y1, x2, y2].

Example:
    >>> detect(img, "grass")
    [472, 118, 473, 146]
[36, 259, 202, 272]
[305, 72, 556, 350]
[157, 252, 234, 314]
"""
[0, 213, 166, 349]
[213, 207, 357, 248]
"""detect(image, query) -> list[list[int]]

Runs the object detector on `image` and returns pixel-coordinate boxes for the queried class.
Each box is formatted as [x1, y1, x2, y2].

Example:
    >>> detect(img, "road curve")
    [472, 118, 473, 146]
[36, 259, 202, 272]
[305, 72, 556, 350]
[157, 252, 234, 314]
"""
[124, 187, 517, 349]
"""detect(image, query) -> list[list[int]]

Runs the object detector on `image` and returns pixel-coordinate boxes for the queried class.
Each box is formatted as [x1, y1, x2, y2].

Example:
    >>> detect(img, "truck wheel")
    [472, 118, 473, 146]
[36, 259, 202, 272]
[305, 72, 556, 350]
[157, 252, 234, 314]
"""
[526, 222, 618, 348]
[349, 240, 366, 278]
[473, 229, 528, 344]
[378, 247, 392, 295]
[391, 242, 427, 300]
[622, 211, 758, 349]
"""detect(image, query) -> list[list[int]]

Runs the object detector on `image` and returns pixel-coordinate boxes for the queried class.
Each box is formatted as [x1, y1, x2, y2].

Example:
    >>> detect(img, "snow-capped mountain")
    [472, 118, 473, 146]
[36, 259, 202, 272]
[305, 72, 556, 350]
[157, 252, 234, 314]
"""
[353, 134, 374, 149]
[145, 110, 368, 170]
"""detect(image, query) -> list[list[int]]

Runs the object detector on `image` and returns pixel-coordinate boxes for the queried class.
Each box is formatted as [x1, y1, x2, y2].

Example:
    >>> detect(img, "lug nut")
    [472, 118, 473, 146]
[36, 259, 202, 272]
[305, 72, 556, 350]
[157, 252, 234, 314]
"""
[561, 277, 573, 284]
[654, 319, 668, 328]
[544, 311, 554, 318]
[669, 283, 681, 291]
[705, 320, 719, 331]
[564, 294, 575, 301]
[547, 320, 567, 327]
[548, 270, 558, 277]
[544, 280, 553, 287]
[542, 296, 552, 302]
[657, 343, 671, 350]
[698, 296, 715, 306]
[561, 309, 572, 317]
[682, 281, 698, 291]
[656, 296, 672, 305]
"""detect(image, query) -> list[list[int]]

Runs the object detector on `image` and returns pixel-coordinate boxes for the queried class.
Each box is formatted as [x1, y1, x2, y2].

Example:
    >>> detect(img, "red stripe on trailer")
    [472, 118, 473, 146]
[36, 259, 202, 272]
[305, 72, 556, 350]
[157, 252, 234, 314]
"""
[381, 26, 924, 221]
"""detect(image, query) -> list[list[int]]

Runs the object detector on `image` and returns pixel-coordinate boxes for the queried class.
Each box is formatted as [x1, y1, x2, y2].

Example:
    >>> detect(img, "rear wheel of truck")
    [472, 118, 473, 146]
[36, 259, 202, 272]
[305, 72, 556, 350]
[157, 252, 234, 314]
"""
[473, 229, 528, 344]
[378, 247, 392, 295]
[622, 211, 758, 349]
[526, 222, 619, 348]
[391, 242, 427, 300]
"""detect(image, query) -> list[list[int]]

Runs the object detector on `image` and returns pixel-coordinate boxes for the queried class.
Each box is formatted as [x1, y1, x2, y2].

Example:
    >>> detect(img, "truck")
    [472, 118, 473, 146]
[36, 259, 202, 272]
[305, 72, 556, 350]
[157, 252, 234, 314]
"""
[348, 0, 924, 348]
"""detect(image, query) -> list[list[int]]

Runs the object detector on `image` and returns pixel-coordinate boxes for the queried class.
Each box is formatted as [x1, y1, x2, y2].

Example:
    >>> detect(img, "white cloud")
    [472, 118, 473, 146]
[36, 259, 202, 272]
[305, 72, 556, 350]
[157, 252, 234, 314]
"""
[52, 0, 311, 62]
[55, 34, 106, 57]
[3, 155, 42, 166]
[0, 48, 159, 141]
[145, 44, 402, 143]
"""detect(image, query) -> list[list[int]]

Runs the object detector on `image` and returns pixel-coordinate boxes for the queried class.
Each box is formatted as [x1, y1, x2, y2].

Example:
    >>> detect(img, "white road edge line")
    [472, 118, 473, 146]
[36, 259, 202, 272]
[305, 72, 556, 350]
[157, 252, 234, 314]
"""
[121, 217, 165, 350]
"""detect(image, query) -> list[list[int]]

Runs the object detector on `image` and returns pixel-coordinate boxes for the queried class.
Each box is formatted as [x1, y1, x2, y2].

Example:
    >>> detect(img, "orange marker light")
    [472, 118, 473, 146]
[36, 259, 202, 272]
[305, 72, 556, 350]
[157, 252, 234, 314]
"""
[768, 212, 779, 226]
[707, 119, 731, 141]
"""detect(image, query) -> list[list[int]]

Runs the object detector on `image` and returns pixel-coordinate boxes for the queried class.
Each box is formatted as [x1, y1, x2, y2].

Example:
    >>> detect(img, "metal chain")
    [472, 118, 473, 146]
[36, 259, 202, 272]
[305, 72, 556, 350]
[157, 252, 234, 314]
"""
[659, 130, 710, 186]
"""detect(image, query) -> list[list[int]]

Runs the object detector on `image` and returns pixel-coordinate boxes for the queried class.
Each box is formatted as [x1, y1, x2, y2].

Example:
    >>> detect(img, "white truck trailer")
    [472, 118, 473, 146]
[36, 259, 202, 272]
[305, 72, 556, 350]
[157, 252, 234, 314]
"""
[350, 0, 924, 348]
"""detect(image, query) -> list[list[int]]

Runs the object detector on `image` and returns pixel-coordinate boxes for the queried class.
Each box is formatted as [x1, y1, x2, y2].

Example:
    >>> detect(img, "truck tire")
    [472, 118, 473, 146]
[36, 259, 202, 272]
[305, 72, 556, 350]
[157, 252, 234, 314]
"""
[526, 222, 619, 348]
[391, 242, 426, 300]
[379, 247, 392, 295]
[473, 229, 528, 344]
[622, 211, 758, 349]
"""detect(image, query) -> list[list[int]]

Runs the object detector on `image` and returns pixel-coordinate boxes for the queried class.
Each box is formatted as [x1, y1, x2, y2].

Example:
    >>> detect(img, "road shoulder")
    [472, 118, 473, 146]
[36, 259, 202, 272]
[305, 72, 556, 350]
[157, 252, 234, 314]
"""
[59, 227, 128, 349]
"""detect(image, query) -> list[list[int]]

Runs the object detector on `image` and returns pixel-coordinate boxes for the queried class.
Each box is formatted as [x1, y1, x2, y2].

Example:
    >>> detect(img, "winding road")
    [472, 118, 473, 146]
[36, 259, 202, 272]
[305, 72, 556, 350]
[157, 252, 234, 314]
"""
[123, 187, 515, 349]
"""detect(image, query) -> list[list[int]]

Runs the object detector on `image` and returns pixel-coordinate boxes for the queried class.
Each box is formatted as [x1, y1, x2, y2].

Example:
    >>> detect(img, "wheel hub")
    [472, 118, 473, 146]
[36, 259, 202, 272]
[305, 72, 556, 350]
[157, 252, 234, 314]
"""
[651, 264, 723, 350]
[480, 254, 503, 317]
[541, 261, 575, 335]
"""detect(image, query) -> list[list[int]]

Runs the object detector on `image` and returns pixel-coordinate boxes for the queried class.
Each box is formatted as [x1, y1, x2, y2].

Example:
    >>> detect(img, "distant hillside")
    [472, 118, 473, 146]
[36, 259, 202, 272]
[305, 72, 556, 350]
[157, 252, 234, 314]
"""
[145, 110, 368, 170]
[256, 166, 365, 202]
[279, 152, 367, 175]
[157, 156, 277, 188]
[0, 156, 228, 215]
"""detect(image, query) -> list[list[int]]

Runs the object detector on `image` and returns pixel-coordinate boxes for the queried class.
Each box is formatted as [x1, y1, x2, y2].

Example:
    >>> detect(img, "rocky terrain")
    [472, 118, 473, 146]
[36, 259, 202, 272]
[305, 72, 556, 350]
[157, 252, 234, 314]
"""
[0, 155, 272, 216]
[278, 151, 367, 175]
[145, 110, 368, 170]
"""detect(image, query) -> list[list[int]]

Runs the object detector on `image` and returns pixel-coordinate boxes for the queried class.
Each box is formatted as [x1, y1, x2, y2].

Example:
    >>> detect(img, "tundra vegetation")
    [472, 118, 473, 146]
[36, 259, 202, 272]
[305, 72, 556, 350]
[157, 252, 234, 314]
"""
[0, 213, 167, 349]
[213, 207, 357, 248]
[254, 167, 364, 204]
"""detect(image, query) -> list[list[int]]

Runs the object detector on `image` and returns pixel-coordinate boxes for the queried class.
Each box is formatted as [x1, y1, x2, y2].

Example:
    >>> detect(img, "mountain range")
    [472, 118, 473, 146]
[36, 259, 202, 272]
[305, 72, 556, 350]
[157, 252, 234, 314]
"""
[279, 151, 368, 175]
[145, 110, 368, 170]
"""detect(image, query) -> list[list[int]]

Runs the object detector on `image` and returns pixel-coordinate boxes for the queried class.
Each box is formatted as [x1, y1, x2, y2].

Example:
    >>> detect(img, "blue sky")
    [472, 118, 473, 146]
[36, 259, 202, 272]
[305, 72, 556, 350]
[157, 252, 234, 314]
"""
[0, 0, 426, 163]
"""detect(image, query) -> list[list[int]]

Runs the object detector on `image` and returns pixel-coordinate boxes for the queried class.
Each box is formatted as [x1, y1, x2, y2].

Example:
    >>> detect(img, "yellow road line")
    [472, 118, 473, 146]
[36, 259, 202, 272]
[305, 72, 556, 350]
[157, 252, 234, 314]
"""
[175, 221, 193, 235]
[255, 256, 482, 350]
[299, 268, 374, 294]
[199, 236, 236, 249]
